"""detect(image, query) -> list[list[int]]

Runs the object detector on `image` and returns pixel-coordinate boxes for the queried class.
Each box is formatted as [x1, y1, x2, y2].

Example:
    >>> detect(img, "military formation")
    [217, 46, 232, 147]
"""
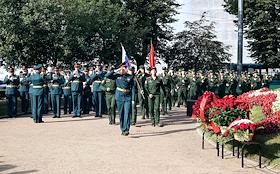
[3, 62, 272, 135]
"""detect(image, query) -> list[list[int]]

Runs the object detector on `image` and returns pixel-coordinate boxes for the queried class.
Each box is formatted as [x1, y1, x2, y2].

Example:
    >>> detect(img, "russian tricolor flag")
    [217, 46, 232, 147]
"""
[121, 44, 130, 69]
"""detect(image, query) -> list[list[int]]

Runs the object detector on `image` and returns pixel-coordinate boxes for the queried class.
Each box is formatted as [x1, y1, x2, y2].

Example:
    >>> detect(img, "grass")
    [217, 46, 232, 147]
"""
[204, 130, 280, 170]
[250, 105, 266, 123]
[250, 133, 280, 169]
[272, 88, 280, 92]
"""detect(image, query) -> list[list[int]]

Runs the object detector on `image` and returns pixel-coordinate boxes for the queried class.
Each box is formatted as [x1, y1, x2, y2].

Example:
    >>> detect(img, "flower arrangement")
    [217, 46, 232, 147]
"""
[228, 119, 256, 142]
[192, 91, 217, 124]
[209, 95, 250, 135]
[256, 113, 280, 134]
[193, 88, 280, 138]
[237, 88, 280, 133]
[237, 88, 277, 117]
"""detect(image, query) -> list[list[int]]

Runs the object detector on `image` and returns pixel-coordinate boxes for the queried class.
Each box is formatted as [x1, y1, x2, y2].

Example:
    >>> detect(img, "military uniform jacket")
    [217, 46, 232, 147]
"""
[27, 73, 46, 96]
[84, 75, 92, 95]
[91, 71, 106, 92]
[69, 70, 86, 93]
[50, 73, 65, 95]
[161, 75, 172, 92]
[137, 73, 149, 94]
[102, 71, 116, 94]
[19, 74, 30, 93]
[63, 74, 71, 95]
[106, 72, 135, 102]
[188, 77, 198, 100]
[145, 76, 165, 95]
[4, 75, 20, 95]
[177, 76, 189, 90]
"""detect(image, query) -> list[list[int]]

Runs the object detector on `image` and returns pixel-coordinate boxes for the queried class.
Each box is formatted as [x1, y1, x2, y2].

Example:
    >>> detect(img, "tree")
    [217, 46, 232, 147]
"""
[169, 14, 231, 71]
[0, 0, 65, 65]
[0, 0, 180, 66]
[123, 0, 180, 65]
[223, 0, 280, 67]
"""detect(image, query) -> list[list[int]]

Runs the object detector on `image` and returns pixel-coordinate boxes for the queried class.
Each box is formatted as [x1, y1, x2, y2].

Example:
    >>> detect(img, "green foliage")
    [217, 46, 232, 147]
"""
[210, 107, 248, 126]
[250, 105, 266, 123]
[0, 0, 179, 66]
[223, 0, 280, 67]
[168, 14, 231, 71]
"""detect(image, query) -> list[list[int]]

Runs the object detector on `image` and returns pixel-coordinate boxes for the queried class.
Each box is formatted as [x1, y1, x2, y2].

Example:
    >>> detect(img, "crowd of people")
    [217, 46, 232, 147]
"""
[2, 61, 272, 135]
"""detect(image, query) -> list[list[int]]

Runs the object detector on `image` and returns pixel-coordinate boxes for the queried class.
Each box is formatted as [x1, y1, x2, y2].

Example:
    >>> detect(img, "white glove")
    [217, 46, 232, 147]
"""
[149, 94, 153, 98]
[140, 90, 144, 95]
[107, 88, 110, 92]
[132, 101, 135, 105]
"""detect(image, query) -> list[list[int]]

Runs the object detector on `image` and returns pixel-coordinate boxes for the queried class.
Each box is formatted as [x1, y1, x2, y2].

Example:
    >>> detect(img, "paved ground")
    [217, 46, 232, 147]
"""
[0, 107, 273, 174]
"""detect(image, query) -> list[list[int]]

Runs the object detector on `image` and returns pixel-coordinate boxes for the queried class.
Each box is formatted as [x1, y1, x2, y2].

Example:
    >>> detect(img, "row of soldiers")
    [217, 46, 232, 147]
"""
[3, 63, 271, 135]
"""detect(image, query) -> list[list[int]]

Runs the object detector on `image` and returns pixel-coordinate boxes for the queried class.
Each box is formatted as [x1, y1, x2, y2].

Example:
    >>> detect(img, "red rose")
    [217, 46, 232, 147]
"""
[249, 124, 256, 131]
[239, 123, 246, 130]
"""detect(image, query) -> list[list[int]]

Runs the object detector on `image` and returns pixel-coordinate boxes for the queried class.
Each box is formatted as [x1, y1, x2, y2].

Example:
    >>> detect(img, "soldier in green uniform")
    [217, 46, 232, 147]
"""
[19, 66, 30, 114]
[69, 63, 86, 118]
[137, 65, 149, 119]
[50, 66, 65, 118]
[188, 71, 198, 100]
[128, 66, 138, 125]
[229, 73, 238, 96]
[63, 70, 72, 115]
[145, 67, 165, 127]
[160, 67, 172, 114]
[262, 73, 272, 88]
[27, 64, 45, 123]
[4, 67, 20, 117]
[168, 68, 176, 107]
[107, 63, 135, 136]
[251, 72, 262, 90]
[208, 73, 220, 96]
[82, 68, 92, 114]
[241, 73, 251, 93]
[102, 65, 116, 125]
[176, 69, 189, 107]
[90, 62, 106, 118]
[196, 71, 208, 97]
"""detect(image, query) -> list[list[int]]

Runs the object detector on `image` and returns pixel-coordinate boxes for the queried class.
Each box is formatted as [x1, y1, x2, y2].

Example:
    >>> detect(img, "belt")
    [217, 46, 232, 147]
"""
[94, 81, 102, 83]
[63, 87, 71, 89]
[73, 80, 81, 83]
[117, 87, 130, 93]
[6, 85, 17, 88]
[43, 84, 48, 88]
[52, 84, 60, 87]
[33, 85, 43, 89]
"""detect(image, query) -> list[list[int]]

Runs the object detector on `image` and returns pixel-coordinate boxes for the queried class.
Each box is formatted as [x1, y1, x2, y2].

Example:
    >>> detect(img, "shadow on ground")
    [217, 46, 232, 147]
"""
[0, 156, 38, 174]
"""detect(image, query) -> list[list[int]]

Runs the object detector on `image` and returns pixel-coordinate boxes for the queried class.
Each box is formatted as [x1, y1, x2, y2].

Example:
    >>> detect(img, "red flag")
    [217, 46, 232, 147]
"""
[149, 41, 155, 68]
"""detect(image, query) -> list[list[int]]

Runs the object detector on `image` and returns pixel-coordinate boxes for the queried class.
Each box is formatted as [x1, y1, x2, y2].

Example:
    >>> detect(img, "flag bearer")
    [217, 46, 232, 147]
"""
[145, 67, 165, 127]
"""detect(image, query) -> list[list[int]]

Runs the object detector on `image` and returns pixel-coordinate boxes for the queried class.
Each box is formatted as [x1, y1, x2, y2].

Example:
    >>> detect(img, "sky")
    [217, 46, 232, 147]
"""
[171, 0, 253, 64]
